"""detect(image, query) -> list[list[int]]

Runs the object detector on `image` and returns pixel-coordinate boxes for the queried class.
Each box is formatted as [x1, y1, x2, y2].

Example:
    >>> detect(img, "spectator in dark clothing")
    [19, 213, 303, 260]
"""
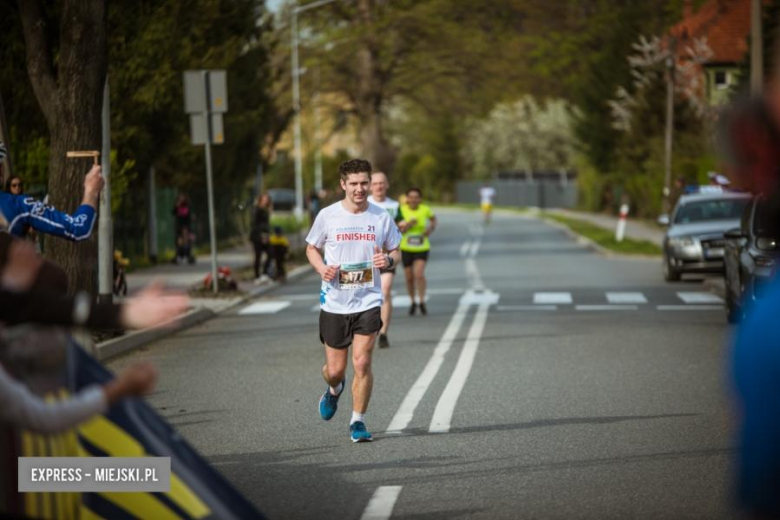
[269, 225, 290, 282]
[250, 193, 273, 283]
[172, 194, 195, 264]
[309, 190, 321, 224]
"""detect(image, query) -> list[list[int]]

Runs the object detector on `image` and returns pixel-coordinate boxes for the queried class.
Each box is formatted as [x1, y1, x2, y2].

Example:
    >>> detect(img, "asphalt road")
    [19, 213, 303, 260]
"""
[109, 207, 735, 519]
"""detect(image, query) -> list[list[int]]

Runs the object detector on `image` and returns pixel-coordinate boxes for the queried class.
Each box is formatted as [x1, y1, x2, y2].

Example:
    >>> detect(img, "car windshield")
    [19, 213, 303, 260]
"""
[674, 199, 749, 224]
[753, 200, 780, 238]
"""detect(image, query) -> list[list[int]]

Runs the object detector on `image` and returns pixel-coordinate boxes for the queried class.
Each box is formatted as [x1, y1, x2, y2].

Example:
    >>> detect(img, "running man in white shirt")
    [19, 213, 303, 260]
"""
[367, 171, 401, 349]
[479, 182, 497, 224]
[306, 159, 402, 442]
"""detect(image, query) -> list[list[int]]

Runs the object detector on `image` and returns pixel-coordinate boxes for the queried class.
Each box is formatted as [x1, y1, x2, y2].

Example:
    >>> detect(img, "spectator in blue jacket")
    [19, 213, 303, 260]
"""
[0, 141, 103, 241]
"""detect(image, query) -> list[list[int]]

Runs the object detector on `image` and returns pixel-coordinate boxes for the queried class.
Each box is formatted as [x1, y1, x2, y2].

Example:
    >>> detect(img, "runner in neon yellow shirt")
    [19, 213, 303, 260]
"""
[398, 187, 437, 316]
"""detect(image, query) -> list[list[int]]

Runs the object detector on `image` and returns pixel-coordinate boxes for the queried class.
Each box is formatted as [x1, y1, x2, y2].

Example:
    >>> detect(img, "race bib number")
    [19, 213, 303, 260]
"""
[338, 261, 374, 289]
[407, 235, 424, 246]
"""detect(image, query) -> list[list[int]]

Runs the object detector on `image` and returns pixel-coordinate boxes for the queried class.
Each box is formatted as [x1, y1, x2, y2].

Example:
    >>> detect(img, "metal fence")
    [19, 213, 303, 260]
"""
[457, 174, 578, 209]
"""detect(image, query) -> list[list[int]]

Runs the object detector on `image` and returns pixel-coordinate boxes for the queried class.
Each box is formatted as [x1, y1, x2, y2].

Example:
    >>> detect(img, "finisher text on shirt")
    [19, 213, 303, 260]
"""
[336, 233, 376, 242]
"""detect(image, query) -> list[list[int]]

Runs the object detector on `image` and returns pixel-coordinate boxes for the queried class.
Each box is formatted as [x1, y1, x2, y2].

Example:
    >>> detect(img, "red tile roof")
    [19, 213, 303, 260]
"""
[669, 0, 752, 64]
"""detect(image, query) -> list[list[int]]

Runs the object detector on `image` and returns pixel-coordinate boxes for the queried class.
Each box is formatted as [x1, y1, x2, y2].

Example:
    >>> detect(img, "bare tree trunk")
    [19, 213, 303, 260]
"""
[356, 0, 395, 174]
[18, 0, 107, 295]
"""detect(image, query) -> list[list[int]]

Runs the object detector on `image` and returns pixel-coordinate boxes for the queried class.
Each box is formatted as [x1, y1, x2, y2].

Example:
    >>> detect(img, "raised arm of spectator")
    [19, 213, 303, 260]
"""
[3, 165, 103, 240]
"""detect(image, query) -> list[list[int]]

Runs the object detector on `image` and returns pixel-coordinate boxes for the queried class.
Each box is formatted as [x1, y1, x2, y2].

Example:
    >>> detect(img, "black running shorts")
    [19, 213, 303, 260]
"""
[401, 250, 429, 268]
[319, 306, 382, 349]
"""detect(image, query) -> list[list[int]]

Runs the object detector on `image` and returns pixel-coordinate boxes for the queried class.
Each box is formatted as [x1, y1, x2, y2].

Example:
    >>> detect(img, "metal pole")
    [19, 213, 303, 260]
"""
[751, 0, 763, 96]
[148, 165, 158, 263]
[203, 71, 219, 293]
[98, 76, 113, 303]
[291, 6, 305, 221]
[662, 51, 675, 216]
[314, 66, 323, 193]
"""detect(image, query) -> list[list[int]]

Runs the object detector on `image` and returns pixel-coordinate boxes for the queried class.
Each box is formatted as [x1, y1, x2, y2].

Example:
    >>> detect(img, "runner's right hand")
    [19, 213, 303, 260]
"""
[319, 264, 339, 282]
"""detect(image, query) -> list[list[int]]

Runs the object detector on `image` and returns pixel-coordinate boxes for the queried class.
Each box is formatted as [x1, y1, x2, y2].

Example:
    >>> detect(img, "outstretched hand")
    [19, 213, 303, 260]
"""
[120, 280, 190, 329]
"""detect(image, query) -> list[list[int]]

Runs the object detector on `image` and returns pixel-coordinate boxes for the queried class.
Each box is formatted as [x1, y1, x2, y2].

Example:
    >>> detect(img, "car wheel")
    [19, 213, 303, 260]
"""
[663, 253, 681, 282]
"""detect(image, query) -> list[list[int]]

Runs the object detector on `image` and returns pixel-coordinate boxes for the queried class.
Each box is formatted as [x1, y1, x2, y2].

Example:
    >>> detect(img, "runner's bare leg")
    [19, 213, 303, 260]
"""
[413, 259, 427, 305]
[322, 344, 348, 388]
[351, 333, 376, 413]
[404, 265, 415, 302]
[380, 272, 393, 334]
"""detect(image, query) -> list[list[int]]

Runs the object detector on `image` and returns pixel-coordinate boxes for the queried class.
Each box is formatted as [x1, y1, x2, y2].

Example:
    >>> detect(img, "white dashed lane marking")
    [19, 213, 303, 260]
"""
[239, 301, 292, 315]
[533, 292, 573, 305]
[606, 292, 648, 304]
[676, 291, 724, 304]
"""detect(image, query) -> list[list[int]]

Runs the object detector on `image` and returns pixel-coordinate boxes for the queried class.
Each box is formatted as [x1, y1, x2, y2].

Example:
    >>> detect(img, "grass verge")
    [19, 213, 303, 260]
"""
[543, 213, 662, 256]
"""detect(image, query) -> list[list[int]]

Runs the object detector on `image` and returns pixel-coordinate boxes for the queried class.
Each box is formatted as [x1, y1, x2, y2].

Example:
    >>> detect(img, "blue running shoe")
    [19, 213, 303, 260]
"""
[350, 421, 373, 443]
[319, 379, 345, 421]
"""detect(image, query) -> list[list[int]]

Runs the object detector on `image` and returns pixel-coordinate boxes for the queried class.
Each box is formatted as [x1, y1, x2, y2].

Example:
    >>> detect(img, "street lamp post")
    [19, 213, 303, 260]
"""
[291, 0, 339, 221]
[662, 46, 676, 217]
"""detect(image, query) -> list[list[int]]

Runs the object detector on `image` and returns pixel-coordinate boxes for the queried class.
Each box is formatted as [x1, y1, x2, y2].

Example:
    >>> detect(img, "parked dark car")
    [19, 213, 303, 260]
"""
[661, 191, 752, 281]
[267, 188, 296, 212]
[723, 196, 780, 323]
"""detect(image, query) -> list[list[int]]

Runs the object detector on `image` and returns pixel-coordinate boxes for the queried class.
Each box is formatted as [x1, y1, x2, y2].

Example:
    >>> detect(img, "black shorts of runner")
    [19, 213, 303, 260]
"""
[319, 306, 383, 349]
[401, 250, 429, 268]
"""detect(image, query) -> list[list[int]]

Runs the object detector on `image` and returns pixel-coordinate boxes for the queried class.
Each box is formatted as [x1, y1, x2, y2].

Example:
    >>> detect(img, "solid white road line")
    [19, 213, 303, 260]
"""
[469, 239, 481, 258]
[533, 292, 573, 305]
[385, 302, 470, 434]
[360, 486, 403, 520]
[496, 305, 558, 311]
[676, 291, 724, 304]
[460, 240, 471, 257]
[239, 301, 292, 315]
[606, 292, 647, 304]
[657, 305, 723, 311]
[576, 305, 638, 311]
[465, 258, 485, 291]
[429, 302, 490, 433]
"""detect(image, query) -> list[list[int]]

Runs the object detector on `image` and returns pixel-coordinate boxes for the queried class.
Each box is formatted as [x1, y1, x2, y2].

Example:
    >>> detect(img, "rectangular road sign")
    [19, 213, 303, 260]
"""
[208, 70, 228, 113]
[184, 71, 207, 114]
[189, 113, 224, 146]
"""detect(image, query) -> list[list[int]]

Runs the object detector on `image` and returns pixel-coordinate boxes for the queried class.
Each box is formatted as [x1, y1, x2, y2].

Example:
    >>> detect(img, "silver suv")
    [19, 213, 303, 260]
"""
[661, 191, 752, 281]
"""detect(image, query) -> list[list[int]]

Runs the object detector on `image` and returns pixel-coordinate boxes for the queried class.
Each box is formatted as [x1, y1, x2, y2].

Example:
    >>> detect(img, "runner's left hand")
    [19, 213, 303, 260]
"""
[372, 245, 387, 269]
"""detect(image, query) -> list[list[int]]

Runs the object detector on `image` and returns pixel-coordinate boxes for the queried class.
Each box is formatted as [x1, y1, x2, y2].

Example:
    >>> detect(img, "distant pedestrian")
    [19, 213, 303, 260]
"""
[172, 194, 195, 264]
[269, 225, 290, 282]
[479, 182, 496, 224]
[250, 193, 273, 283]
[309, 190, 322, 224]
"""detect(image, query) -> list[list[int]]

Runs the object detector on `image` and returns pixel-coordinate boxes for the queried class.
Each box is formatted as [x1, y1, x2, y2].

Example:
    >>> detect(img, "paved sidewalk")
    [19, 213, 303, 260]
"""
[125, 244, 254, 296]
[546, 208, 664, 246]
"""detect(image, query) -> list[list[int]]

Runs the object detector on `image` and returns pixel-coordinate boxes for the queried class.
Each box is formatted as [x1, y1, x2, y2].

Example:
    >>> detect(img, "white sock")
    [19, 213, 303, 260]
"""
[329, 381, 343, 396]
[351, 412, 365, 425]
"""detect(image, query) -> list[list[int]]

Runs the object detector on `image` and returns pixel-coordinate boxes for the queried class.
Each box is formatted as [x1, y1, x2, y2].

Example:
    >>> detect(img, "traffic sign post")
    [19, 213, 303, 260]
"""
[184, 70, 227, 293]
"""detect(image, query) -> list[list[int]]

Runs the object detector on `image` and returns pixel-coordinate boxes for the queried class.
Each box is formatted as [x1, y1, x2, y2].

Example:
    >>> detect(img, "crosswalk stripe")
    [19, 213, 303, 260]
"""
[392, 295, 430, 307]
[676, 292, 723, 304]
[606, 292, 647, 304]
[533, 292, 572, 304]
[239, 301, 292, 315]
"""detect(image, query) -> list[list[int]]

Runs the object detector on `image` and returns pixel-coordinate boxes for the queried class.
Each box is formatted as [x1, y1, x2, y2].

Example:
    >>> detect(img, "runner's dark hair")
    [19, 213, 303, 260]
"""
[406, 187, 422, 197]
[339, 159, 372, 180]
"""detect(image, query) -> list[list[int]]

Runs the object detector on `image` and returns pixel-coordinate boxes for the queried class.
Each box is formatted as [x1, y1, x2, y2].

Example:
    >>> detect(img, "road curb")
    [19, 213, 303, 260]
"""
[96, 264, 314, 361]
[539, 216, 660, 261]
